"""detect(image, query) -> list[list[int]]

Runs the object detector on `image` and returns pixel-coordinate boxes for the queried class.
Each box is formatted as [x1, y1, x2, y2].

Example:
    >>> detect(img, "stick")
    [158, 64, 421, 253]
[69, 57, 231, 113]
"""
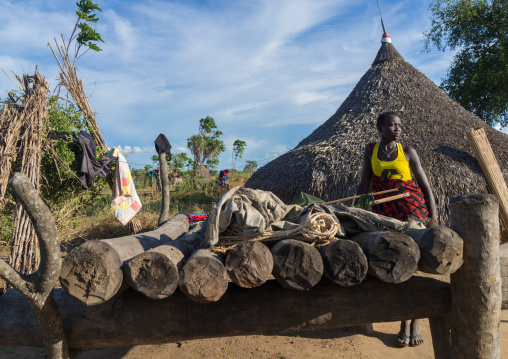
[323, 188, 398, 205]
[372, 192, 410, 205]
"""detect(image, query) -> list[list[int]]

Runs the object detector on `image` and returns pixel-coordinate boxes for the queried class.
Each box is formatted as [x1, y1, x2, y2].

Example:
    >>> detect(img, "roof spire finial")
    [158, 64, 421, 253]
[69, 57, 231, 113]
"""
[376, 0, 391, 43]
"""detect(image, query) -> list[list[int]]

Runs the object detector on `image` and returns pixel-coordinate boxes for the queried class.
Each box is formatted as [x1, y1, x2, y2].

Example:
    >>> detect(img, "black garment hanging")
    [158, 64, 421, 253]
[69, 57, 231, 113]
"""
[154, 133, 172, 159]
[75, 131, 112, 189]
[48, 130, 113, 190]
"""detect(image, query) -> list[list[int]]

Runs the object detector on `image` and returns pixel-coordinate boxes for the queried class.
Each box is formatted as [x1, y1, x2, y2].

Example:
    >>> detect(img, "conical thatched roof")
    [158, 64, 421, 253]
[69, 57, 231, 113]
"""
[245, 36, 508, 224]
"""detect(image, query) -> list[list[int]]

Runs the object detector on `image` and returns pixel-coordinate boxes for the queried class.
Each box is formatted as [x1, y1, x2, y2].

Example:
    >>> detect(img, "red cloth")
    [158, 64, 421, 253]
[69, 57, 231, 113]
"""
[367, 143, 429, 221]
[187, 214, 207, 223]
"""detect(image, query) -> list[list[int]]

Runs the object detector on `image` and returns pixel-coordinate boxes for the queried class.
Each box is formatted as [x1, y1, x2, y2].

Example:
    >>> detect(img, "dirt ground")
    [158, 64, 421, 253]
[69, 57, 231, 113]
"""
[1, 311, 508, 359]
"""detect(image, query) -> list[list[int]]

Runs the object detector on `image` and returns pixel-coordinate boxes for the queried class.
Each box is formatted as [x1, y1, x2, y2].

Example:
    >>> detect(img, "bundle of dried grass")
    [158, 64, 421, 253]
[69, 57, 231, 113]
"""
[49, 36, 107, 154]
[0, 70, 49, 274]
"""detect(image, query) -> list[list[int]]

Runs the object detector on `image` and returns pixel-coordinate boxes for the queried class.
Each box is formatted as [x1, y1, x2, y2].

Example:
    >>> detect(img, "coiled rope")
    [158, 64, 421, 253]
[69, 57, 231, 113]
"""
[214, 212, 340, 253]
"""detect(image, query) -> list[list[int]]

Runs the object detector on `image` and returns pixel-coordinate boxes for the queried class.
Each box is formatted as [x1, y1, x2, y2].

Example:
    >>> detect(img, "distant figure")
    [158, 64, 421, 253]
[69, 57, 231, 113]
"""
[357, 112, 437, 347]
[218, 169, 230, 188]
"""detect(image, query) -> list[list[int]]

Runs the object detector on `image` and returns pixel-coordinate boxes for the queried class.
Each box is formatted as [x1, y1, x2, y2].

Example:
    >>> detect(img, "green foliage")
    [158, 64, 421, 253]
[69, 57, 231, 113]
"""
[243, 160, 258, 173]
[69, 0, 104, 59]
[187, 116, 226, 172]
[424, 0, 508, 126]
[168, 152, 193, 174]
[232, 139, 247, 168]
[40, 96, 107, 220]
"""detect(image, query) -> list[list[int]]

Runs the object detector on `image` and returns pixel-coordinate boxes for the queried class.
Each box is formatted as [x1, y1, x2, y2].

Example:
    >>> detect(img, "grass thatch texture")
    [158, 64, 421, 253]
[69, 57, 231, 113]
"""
[245, 55, 508, 226]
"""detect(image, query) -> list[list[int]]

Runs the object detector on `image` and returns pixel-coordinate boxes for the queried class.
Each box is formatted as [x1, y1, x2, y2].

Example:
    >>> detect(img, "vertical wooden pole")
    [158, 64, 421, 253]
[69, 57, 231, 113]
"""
[449, 194, 501, 359]
[158, 152, 170, 226]
[429, 316, 451, 359]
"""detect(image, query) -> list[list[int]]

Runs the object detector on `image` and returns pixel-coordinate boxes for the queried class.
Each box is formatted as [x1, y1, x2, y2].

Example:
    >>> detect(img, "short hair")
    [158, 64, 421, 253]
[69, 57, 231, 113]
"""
[376, 112, 399, 132]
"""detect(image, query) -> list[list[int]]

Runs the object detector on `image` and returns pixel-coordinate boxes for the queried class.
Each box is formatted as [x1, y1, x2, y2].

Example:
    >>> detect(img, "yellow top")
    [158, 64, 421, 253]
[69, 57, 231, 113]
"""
[371, 142, 412, 180]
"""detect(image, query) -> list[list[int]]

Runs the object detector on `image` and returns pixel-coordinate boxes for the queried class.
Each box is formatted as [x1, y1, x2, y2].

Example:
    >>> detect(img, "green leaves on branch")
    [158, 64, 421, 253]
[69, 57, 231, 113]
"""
[76, 23, 104, 52]
[69, 0, 104, 59]
[424, 0, 508, 126]
[76, 0, 101, 22]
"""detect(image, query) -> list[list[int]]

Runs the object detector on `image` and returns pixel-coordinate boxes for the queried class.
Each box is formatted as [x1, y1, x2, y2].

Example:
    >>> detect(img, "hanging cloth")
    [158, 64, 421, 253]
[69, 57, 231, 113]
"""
[107, 147, 142, 225]
[48, 130, 113, 190]
[154, 133, 172, 159]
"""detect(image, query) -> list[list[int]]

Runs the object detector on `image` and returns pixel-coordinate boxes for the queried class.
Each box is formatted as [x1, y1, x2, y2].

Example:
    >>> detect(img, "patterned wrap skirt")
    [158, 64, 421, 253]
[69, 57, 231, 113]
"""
[371, 175, 429, 221]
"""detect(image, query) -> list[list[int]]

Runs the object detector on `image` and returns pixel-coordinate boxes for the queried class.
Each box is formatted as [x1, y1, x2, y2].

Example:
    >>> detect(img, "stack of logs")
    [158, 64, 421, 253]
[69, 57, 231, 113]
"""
[60, 212, 464, 306]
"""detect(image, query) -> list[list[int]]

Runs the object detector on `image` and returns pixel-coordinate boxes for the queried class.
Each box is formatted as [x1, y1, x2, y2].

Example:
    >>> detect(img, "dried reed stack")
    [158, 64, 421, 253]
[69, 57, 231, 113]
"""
[0, 71, 49, 274]
[49, 36, 107, 154]
[468, 128, 508, 230]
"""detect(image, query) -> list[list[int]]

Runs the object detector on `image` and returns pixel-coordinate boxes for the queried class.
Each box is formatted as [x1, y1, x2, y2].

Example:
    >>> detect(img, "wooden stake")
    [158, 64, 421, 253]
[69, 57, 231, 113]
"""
[323, 188, 398, 205]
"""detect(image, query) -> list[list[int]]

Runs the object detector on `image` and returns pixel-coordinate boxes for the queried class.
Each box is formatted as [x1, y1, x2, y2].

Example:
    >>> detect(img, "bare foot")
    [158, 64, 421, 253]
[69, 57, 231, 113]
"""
[396, 320, 410, 347]
[409, 319, 424, 346]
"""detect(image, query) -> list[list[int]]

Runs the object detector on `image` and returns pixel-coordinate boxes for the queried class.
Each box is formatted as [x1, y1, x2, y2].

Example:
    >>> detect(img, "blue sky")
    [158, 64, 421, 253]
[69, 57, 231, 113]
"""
[0, 0, 495, 170]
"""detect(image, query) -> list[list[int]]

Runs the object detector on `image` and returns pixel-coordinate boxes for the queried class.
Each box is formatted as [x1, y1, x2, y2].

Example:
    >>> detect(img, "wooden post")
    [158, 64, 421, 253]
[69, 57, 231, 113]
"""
[429, 316, 451, 359]
[449, 194, 501, 359]
[158, 152, 170, 226]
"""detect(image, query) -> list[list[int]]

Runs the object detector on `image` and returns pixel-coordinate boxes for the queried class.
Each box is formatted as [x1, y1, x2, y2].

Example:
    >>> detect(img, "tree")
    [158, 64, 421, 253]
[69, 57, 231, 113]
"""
[187, 116, 226, 172]
[232, 139, 247, 169]
[244, 160, 258, 173]
[67, 0, 104, 62]
[424, 0, 508, 127]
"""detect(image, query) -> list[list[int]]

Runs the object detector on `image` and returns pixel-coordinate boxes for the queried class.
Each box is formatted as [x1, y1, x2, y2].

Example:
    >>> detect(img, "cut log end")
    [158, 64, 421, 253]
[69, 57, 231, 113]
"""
[225, 241, 274, 288]
[352, 231, 420, 284]
[124, 252, 179, 300]
[271, 239, 323, 291]
[319, 239, 368, 286]
[179, 250, 228, 303]
[407, 226, 464, 275]
[59, 241, 123, 306]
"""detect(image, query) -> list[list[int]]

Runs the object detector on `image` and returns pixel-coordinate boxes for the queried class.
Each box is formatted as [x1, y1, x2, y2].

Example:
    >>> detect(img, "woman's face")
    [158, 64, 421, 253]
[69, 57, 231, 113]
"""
[379, 115, 402, 142]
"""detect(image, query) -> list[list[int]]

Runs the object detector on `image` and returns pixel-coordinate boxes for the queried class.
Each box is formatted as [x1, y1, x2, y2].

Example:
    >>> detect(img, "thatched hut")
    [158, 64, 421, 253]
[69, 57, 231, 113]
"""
[245, 34, 508, 225]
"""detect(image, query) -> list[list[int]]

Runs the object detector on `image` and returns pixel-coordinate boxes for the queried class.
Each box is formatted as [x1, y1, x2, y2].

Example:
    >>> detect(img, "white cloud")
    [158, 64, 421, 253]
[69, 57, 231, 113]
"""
[0, 0, 461, 168]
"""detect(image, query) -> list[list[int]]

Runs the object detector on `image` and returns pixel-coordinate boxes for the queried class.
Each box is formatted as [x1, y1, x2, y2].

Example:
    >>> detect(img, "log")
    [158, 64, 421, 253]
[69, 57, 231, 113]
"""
[0, 275, 451, 348]
[225, 241, 273, 288]
[271, 239, 323, 290]
[124, 239, 194, 299]
[158, 152, 170, 226]
[351, 231, 420, 284]
[500, 242, 508, 310]
[59, 213, 189, 305]
[406, 226, 463, 275]
[178, 249, 228, 303]
[318, 239, 368, 286]
[449, 194, 501, 359]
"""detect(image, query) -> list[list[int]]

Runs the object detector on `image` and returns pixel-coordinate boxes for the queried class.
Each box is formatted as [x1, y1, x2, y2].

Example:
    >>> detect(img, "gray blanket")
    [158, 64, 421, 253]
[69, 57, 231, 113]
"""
[199, 187, 425, 248]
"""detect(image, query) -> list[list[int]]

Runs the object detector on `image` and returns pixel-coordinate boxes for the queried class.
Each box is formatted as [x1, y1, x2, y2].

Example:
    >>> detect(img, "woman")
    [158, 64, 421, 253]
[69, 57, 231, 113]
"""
[357, 112, 437, 347]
